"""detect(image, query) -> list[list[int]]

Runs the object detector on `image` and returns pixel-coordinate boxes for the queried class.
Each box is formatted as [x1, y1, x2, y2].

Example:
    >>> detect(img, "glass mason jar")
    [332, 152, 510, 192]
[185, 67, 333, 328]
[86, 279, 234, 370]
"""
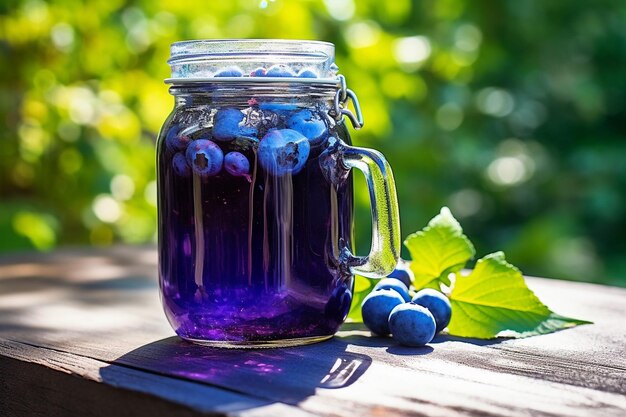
[157, 39, 400, 347]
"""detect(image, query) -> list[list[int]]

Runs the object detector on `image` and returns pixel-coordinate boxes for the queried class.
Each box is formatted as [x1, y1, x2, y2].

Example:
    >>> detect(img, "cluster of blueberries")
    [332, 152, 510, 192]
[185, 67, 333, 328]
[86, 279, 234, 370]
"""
[213, 64, 319, 79]
[167, 127, 251, 180]
[166, 105, 329, 179]
[361, 261, 452, 347]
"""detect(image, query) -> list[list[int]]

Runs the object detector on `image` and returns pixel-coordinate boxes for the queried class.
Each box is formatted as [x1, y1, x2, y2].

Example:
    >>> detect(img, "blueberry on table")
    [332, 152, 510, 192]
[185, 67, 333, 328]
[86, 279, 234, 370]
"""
[214, 66, 244, 77]
[387, 259, 413, 288]
[373, 278, 411, 302]
[172, 152, 191, 177]
[224, 151, 251, 180]
[165, 126, 191, 151]
[213, 108, 257, 141]
[411, 289, 452, 333]
[297, 69, 318, 78]
[361, 289, 405, 336]
[388, 303, 436, 347]
[286, 109, 328, 145]
[265, 64, 296, 77]
[185, 139, 224, 177]
[250, 67, 267, 77]
[258, 129, 311, 176]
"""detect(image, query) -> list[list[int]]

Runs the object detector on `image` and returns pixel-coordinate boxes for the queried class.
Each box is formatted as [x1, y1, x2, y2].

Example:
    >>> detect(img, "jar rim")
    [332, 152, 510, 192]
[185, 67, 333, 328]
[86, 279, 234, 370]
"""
[170, 38, 335, 54]
[168, 39, 338, 81]
[164, 76, 340, 85]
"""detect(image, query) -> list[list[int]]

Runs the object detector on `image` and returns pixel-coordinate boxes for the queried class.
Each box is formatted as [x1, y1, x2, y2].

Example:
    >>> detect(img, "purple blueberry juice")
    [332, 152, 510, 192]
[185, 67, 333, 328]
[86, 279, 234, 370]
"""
[158, 100, 354, 346]
[158, 40, 401, 347]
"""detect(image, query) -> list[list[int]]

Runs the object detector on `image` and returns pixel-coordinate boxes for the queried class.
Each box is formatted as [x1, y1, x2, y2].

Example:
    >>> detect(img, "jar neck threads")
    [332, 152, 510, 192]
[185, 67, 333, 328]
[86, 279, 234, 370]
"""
[169, 83, 336, 106]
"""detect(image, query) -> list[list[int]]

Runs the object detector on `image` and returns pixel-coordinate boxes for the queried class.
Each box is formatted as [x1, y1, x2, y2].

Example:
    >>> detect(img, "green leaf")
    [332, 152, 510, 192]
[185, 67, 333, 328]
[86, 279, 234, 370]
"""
[448, 251, 591, 339]
[347, 275, 377, 322]
[404, 207, 475, 290]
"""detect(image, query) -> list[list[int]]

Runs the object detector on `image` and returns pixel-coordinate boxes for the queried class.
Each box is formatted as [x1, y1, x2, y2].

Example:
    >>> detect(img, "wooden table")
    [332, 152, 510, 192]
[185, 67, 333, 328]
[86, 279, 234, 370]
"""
[0, 246, 625, 416]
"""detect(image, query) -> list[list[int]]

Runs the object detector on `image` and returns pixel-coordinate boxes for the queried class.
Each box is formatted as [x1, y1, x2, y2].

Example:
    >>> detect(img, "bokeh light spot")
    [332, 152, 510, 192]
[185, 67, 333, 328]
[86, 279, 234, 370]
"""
[345, 21, 381, 48]
[68, 87, 98, 125]
[144, 181, 158, 207]
[51, 22, 75, 52]
[448, 189, 483, 218]
[393, 36, 431, 70]
[23, 0, 49, 24]
[323, 0, 355, 21]
[92, 195, 122, 223]
[476, 87, 515, 117]
[548, 238, 601, 279]
[436, 103, 464, 131]
[18, 119, 50, 162]
[110, 175, 135, 201]
[455, 24, 482, 52]
[487, 156, 526, 186]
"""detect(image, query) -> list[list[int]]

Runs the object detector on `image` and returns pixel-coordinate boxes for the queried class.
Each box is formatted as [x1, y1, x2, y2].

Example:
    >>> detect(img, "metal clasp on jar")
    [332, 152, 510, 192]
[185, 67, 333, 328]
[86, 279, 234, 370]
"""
[329, 75, 364, 130]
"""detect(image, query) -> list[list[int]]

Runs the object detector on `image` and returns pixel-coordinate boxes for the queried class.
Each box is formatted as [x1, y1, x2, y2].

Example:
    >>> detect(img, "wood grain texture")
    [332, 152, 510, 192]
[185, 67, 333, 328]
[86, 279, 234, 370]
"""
[0, 339, 315, 417]
[1, 246, 625, 417]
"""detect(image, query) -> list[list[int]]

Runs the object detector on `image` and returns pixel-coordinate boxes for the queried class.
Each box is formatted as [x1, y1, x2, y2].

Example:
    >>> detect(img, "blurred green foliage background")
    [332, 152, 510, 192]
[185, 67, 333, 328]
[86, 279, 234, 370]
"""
[1, 0, 625, 286]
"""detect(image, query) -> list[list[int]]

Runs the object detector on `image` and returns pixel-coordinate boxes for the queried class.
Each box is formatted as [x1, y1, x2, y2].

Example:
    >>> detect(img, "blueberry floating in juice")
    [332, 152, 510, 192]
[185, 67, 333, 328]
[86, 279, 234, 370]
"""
[265, 64, 296, 77]
[258, 128, 310, 176]
[258, 102, 299, 115]
[224, 151, 251, 181]
[250, 67, 267, 77]
[214, 66, 243, 77]
[297, 68, 318, 78]
[172, 152, 191, 177]
[165, 125, 191, 151]
[213, 108, 257, 141]
[185, 138, 224, 177]
[287, 109, 328, 145]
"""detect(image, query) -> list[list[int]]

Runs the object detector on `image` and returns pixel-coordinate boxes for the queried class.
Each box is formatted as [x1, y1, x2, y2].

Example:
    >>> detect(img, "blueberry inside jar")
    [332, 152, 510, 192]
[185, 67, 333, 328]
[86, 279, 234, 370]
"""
[157, 40, 400, 347]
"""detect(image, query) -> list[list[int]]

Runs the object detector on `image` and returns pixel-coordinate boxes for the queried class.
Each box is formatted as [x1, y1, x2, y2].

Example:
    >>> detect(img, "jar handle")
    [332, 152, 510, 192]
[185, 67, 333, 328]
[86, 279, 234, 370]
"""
[339, 144, 401, 278]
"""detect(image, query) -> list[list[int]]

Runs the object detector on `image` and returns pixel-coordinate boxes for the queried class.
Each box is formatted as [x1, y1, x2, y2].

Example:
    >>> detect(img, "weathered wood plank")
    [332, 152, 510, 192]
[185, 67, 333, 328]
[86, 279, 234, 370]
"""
[1, 247, 626, 416]
[0, 338, 315, 417]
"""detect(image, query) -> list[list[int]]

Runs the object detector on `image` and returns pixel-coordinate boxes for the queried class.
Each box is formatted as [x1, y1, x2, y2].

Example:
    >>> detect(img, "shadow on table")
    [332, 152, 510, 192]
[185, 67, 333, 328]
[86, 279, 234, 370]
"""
[337, 322, 505, 350]
[430, 334, 504, 346]
[100, 334, 372, 409]
[335, 324, 436, 355]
